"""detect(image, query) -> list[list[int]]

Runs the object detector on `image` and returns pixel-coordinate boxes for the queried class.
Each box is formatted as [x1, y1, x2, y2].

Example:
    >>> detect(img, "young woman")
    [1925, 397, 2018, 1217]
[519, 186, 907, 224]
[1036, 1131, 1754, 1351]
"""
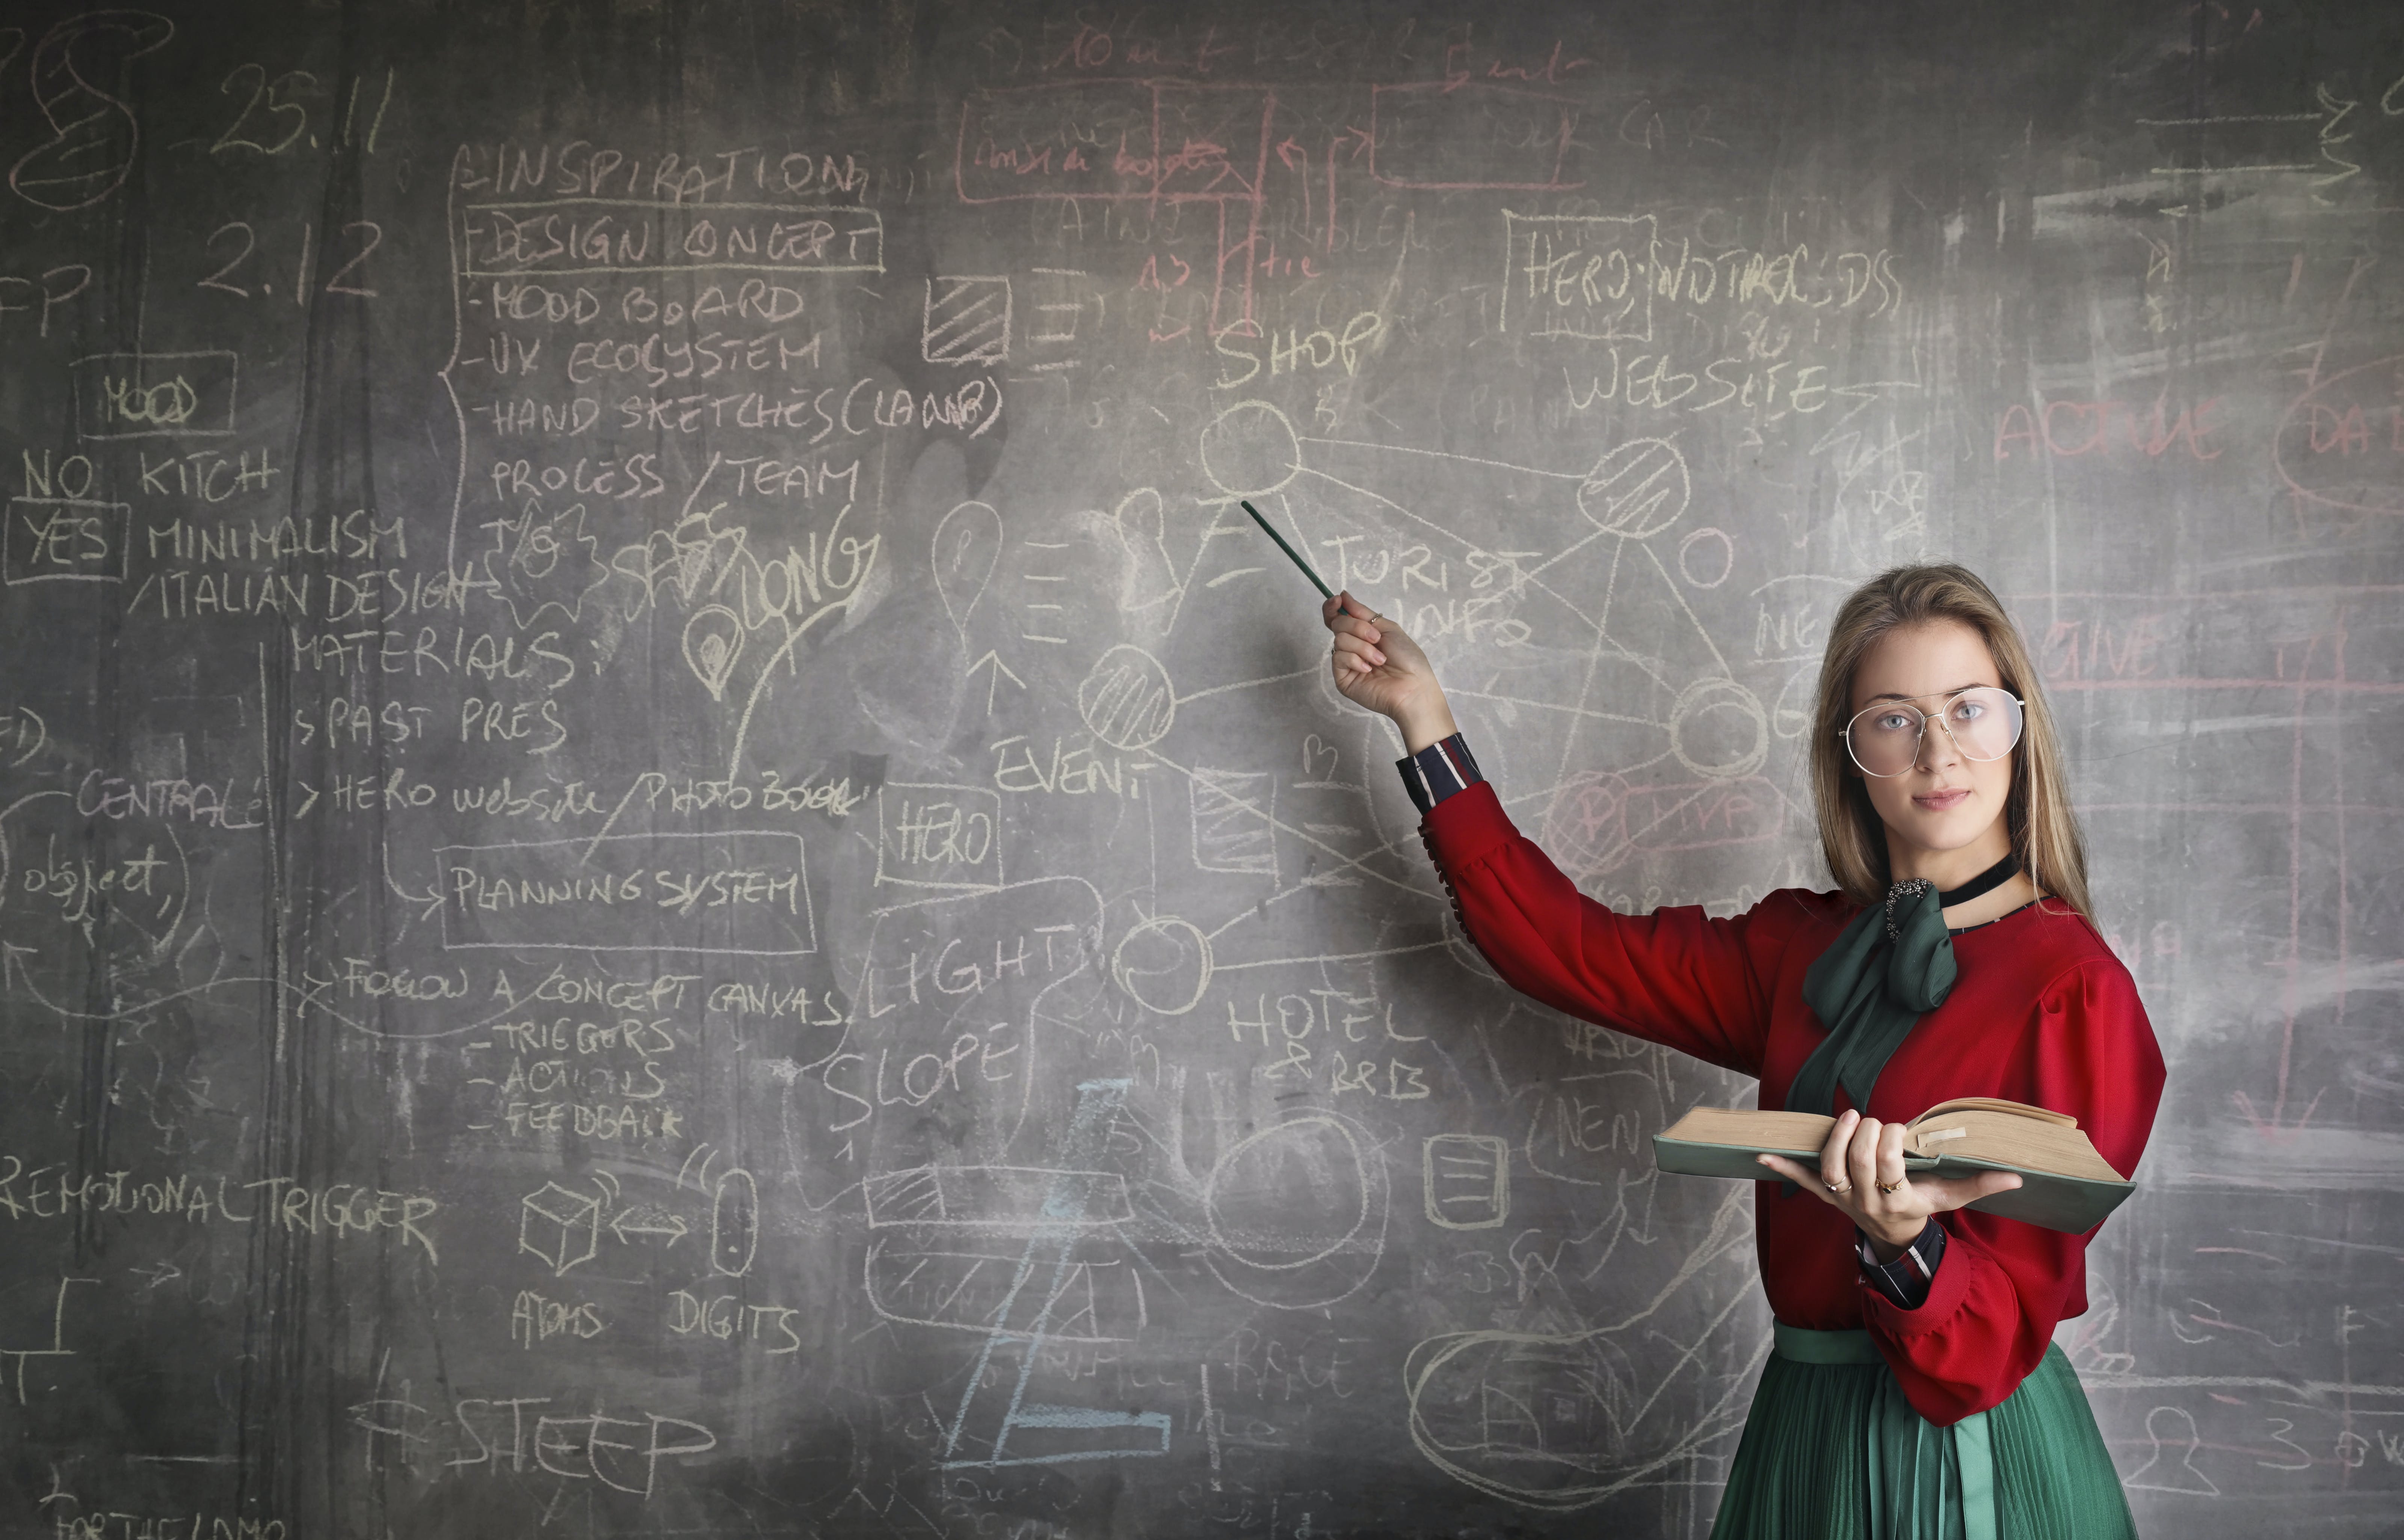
[1323, 564, 2163, 1538]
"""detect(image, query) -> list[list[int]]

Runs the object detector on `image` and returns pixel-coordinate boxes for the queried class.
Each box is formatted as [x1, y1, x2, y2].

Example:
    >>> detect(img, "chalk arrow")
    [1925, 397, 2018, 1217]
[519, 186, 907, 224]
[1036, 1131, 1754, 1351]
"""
[608, 1206, 689, 1247]
[382, 867, 444, 920]
[966, 650, 1025, 714]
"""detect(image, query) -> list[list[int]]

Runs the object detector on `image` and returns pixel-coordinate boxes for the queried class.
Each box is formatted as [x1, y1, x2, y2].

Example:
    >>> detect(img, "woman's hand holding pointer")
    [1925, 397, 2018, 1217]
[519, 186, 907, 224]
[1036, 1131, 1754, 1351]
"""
[1321, 591, 1459, 753]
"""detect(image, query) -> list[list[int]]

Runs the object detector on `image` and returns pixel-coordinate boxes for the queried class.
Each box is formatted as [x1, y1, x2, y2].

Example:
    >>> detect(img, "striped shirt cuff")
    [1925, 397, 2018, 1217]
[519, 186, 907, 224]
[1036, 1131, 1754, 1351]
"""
[1856, 1218, 1946, 1310]
[1397, 732, 1485, 816]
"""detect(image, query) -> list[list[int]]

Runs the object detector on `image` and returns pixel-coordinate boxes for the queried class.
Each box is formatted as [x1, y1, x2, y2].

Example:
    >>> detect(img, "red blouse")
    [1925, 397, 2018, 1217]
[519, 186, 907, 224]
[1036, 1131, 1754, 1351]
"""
[1421, 781, 2167, 1427]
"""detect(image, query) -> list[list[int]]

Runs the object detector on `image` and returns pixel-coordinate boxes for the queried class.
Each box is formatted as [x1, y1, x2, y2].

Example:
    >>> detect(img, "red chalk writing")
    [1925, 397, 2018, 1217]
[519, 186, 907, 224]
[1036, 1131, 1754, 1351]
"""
[1993, 396, 2225, 462]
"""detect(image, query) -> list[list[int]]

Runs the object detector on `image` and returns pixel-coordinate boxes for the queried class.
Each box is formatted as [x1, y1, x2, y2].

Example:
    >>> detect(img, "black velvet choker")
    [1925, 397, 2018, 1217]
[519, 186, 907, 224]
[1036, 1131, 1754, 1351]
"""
[1935, 851, 2019, 908]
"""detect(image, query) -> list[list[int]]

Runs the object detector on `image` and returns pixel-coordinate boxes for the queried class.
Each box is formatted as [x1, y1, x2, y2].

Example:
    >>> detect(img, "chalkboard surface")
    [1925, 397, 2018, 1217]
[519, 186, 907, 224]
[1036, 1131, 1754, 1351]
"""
[1, 3, 2399, 1535]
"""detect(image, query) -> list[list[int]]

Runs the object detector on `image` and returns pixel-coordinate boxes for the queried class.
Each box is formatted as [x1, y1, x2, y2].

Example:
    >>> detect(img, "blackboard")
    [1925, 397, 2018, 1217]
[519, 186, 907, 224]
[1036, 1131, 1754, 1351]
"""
[0, 2, 2399, 1535]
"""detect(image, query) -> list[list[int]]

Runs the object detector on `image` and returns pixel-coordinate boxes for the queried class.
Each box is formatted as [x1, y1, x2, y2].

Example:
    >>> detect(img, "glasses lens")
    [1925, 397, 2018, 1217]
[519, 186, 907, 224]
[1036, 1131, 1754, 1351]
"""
[1845, 702, 1927, 777]
[1943, 687, 2023, 761]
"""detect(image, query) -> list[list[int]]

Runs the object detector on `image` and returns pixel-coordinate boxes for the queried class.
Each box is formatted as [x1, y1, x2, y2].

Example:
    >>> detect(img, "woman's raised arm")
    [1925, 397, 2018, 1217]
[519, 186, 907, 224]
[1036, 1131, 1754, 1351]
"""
[1326, 591, 1792, 1076]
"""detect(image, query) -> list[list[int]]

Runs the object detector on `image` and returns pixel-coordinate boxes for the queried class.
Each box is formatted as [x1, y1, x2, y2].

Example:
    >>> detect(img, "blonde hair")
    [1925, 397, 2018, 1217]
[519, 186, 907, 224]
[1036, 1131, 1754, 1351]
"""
[1809, 565, 2091, 919]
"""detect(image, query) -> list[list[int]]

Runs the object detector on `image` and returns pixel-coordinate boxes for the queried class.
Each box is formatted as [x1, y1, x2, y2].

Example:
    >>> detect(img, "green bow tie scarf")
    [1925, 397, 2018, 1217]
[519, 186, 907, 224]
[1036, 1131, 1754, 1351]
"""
[1782, 880, 1958, 1191]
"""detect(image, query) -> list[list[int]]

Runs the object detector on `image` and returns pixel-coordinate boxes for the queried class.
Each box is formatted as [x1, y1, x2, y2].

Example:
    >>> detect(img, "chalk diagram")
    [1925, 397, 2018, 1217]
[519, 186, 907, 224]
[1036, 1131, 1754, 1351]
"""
[885, 397, 1791, 1505]
[1398, 1181, 1765, 1511]
[1176, 405, 1788, 1507]
[517, 1166, 754, 1279]
[911, 392, 1788, 1059]
[860, 1089, 1392, 1471]
[829, 877, 1396, 1470]
[988, 396, 1792, 1029]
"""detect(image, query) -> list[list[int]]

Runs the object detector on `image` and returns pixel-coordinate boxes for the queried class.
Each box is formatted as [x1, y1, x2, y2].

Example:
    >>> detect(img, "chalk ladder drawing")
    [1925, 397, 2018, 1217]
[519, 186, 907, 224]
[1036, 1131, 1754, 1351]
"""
[863, 1166, 1140, 1345]
[938, 1079, 1171, 1468]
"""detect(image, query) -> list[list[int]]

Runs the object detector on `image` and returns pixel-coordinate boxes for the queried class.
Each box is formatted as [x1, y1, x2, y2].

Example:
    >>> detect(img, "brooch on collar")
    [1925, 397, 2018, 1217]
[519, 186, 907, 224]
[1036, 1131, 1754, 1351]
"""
[1884, 877, 1935, 944]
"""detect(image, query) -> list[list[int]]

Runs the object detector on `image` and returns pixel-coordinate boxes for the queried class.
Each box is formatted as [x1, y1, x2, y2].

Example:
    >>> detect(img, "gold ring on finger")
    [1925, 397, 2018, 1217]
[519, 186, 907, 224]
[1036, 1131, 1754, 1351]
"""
[1876, 1179, 1905, 1194]
[1824, 1179, 1852, 1195]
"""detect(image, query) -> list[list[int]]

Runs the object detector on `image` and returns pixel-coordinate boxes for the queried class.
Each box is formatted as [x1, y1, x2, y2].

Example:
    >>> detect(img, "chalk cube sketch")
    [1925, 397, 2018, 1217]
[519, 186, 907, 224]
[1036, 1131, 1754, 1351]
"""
[1500, 211, 1656, 341]
[923, 276, 1012, 365]
[1190, 768, 1277, 876]
[1423, 1134, 1510, 1230]
[875, 784, 1003, 891]
[519, 1182, 603, 1276]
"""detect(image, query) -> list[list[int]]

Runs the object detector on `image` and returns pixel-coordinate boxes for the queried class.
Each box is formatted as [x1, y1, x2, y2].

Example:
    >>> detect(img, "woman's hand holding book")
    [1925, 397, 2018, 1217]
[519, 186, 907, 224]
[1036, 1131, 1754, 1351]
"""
[1755, 1108, 2026, 1259]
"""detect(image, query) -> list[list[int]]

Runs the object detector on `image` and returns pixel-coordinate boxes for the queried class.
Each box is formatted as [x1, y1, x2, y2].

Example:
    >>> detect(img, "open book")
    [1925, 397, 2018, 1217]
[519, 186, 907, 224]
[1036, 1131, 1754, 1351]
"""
[1653, 1096, 2136, 1235]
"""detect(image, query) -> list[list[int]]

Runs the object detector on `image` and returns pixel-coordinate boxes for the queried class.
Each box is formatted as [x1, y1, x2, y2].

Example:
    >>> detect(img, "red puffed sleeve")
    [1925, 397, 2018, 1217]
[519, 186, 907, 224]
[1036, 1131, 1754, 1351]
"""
[1420, 780, 1791, 1077]
[1857, 956, 2167, 1424]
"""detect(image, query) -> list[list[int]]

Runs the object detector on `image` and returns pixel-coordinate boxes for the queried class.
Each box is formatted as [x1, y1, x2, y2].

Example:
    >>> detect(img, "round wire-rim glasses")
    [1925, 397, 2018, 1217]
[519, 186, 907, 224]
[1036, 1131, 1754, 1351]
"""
[1840, 687, 2025, 778]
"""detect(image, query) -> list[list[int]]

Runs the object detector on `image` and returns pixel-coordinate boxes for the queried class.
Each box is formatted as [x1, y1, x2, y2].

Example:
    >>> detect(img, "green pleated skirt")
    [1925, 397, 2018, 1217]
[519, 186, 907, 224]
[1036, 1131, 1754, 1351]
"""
[1709, 1324, 2138, 1540]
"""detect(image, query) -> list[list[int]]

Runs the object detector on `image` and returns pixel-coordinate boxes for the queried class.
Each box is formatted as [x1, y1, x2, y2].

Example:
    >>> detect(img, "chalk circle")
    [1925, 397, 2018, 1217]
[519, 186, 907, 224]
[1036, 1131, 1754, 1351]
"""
[1541, 770, 1632, 883]
[2270, 353, 2404, 519]
[1077, 644, 1176, 750]
[1111, 914, 1212, 1016]
[1577, 437, 1690, 539]
[1669, 677, 1768, 781]
[1676, 526, 1734, 588]
[1404, 1325, 1652, 1508]
[1205, 1114, 1373, 1271]
[1770, 666, 1816, 741]
[1198, 400, 1302, 498]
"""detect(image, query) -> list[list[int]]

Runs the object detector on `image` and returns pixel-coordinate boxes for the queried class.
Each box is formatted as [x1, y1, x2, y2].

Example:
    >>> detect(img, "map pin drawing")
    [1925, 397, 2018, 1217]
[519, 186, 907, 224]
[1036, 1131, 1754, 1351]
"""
[932, 500, 1003, 642]
[682, 605, 746, 701]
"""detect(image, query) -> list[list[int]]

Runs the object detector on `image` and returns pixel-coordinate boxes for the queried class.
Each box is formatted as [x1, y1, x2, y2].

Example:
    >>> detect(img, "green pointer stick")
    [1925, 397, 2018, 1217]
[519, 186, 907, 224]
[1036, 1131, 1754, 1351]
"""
[1239, 500, 1336, 602]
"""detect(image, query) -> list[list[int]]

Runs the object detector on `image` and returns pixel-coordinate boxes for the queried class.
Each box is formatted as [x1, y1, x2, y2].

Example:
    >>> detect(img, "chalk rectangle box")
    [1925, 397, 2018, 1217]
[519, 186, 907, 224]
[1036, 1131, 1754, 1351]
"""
[435, 830, 817, 956]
